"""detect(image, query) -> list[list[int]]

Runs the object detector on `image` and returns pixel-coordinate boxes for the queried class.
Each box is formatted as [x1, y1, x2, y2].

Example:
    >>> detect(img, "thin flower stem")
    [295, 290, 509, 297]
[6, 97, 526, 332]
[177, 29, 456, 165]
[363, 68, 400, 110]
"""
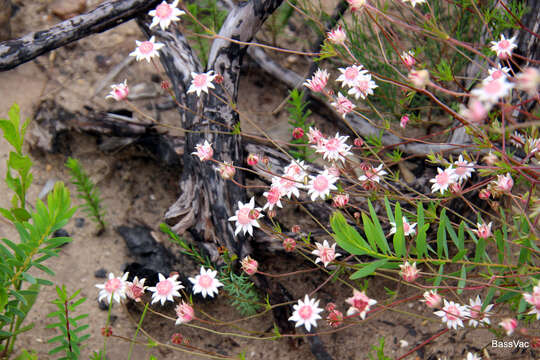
[127, 302, 149, 360]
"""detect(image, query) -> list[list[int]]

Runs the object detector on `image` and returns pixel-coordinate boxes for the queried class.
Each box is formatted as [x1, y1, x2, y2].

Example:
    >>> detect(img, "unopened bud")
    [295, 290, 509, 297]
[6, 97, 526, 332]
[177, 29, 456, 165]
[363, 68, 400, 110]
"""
[292, 127, 304, 139]
[283, 238, 296, 252]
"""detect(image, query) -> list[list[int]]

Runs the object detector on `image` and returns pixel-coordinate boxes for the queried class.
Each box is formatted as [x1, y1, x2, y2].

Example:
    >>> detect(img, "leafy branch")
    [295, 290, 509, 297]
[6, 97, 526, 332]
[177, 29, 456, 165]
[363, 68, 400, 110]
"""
[65, 157, 106, 234]
[46, 285, 90, 359]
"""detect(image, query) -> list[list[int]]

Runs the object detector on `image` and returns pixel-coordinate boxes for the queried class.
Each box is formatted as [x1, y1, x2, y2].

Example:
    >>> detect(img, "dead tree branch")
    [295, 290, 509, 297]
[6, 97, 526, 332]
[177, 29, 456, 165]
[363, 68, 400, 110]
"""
[0, 0, 161, 71]
[136, 1, 284, 259]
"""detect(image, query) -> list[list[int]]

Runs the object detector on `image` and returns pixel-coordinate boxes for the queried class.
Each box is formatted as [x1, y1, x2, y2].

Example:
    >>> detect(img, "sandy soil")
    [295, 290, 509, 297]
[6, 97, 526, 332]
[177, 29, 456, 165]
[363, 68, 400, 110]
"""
[0, 1, 537, 360]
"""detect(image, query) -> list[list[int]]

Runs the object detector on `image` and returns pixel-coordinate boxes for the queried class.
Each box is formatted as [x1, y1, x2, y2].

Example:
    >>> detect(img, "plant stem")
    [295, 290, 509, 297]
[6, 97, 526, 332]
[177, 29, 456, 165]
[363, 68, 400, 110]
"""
[127, 302, 149, 360]
[102, 294, 114, 357]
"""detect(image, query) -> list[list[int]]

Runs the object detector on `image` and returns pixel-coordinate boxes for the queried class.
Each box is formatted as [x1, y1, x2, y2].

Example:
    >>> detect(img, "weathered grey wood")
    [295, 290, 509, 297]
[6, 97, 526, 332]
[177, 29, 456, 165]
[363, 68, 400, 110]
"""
[0, 0, 160, 71]
[30, 99, 336, 243]
[140, 0, 284, 260]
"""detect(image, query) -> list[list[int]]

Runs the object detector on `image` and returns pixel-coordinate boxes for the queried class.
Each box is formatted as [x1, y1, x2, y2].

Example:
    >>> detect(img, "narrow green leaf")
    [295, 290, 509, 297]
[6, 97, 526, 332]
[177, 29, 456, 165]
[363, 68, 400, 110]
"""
[437, 209, 449, 259]
[457, 265, 467, 294]
[11, 208, 30, 222]
[368, 200, 390, 253]
[392, 203, 405, 257]
[383, 197, 395, 223]
[330, 212, 372, 255]
[361, 213, 378, 253]
[474, 237, 486, 263]
[350, 259, 390, 279]
[434, 265, 444, 287]
[2, 238, 25, 259]
[451, 249, 468, 262]
[22, 272, 37, 284]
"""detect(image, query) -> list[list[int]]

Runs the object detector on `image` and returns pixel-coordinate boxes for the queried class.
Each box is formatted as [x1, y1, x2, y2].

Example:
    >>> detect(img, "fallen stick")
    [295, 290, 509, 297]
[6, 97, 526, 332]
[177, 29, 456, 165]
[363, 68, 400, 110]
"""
[0, 0, 160, 71]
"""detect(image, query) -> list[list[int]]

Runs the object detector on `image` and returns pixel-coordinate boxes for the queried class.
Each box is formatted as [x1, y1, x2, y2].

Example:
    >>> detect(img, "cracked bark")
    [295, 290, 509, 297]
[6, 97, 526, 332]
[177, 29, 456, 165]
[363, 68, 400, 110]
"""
[0, 0, 161, 71]
[136, 0, 284, 260]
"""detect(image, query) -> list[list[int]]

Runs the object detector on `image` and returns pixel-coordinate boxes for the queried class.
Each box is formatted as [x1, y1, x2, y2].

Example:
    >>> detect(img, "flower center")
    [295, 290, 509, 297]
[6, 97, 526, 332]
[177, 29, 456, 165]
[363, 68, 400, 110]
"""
[446, 305, 460, 321]
[193, 74, 207, 88]
[353, 298, 368, 313]
[345, 67, 358, 80]
[499, 40, 510, 50]
[198, 274, 213, 288]
[320, 247, 334, 263]
[105, 278, 122, 293]
[156, 3, 173, 18]
[280, 177, 295, 190]
[325, 138, 340, 152]
[313, 175, 329, 192]
[356, 80, 369, 92]
[436, 171, 449, 185]
[287, 165, 301, 176]
[455, 162, 467, 176]
[298, 305, 313, 320]
[403, 222, 410, 234]
[156, 280, 173, 295]
[484, 79, 502, 95]
[237, 207, 251, 225]
[267, 188, 280, 204]
[470, 305, 483, 320]
[492, 70, 504, 80]
[139, 41, 154, 55]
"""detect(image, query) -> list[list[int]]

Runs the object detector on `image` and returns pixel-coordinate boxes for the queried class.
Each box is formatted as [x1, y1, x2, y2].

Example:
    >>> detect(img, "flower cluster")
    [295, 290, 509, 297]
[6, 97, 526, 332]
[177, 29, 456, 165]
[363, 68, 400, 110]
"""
[430, 155, 476, 194]
[96, 266, 224, 326]
[422, 293, 495, 331]
[289, 289, 377, 331]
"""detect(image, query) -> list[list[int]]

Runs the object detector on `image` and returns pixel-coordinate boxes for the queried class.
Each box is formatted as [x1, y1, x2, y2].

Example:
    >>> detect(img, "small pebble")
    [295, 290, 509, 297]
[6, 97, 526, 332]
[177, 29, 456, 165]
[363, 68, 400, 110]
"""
[52, 229, 70, 245]
[75, 217, 85, 228]
[97, 299, 109, 311]
[94, 268, 107, 278]
[95, 54, 111, 69]
[399, 340, 409, 348]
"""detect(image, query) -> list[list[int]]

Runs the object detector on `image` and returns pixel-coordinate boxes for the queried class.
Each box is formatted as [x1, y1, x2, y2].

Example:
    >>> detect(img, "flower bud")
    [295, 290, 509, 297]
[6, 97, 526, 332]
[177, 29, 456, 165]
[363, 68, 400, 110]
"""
[283, 238, 296, 252]
[241, 256, 258, 275]
[218, 162, 235, 180]
[247, 153, 259, 166]
[292, 127, 305, 139]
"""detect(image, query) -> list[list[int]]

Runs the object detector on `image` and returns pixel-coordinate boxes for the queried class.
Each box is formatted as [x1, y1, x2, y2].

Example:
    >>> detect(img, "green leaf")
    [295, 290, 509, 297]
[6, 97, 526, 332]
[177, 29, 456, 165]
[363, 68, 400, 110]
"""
[474, 237, 486, 263]
[22, 272, 37, 284]
[0, 329, 14, 338]
[457, 265, 467, 294]
[451, 249, 468, 262]
[36, 278, 54, 286]
[361, 213, 378, 253]
[433, 264, 444, 287]
[350, 259, 390, 279]
[11, 208, 31, 222]
[383, 197, 395, 223]
[436, 210, 449, 259]
[0, 207, 15, 222]
[368, 200, 390, 253]
[0, 287, 7, 312]
[0, 117, 19, 153]
[392, 203, 405, 257]
[14, 349, 38, 360]
[15, 283, 40, 331]
[2, 238, 25, 259]
[331, 211, 372, 255]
